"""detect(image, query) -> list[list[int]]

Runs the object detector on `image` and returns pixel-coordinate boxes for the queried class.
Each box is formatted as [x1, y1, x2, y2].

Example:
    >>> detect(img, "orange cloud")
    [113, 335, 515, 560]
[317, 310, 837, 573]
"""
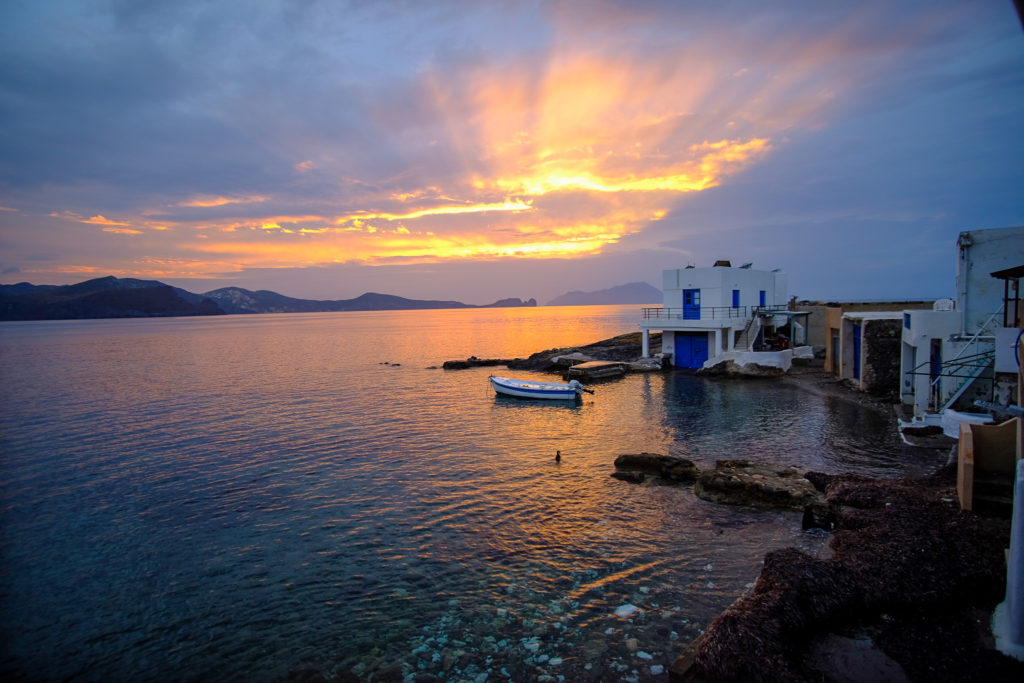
[479, 137, 770, 197]
[82, 214, 132, 226]
[179, 195, 268, 208]
[102, 226, 143, 235]
[336, 199, 533, 225]
[44, 34, 819, 282]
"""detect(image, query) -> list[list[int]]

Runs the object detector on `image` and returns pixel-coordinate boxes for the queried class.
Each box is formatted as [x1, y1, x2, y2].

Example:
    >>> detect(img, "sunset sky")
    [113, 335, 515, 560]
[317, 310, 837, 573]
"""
[1, 0, 1022, 304]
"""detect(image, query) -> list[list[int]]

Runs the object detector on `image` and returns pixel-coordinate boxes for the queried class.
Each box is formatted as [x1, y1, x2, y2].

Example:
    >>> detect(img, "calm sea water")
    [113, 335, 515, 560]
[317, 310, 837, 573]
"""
[0, 306, 941, 681]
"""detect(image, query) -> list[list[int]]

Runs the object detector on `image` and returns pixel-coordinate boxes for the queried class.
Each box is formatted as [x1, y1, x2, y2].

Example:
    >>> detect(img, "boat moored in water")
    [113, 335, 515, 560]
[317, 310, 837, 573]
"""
[489, 375, 591, 400]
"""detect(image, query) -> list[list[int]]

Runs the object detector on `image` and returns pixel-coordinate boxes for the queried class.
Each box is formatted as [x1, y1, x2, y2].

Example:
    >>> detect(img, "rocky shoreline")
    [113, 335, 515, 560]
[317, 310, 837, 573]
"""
[447, 332, 1020, 681]
[441, 332, 663, 375]
[609, 453, 1021, 681]
[674, 465, 1022, 682]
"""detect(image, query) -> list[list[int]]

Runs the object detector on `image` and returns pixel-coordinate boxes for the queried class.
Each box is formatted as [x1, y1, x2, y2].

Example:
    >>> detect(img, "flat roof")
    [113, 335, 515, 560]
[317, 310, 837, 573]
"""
[764, 310, 810, 317]
[841, 311, 903, 321]
[990, 264, 1024, 279]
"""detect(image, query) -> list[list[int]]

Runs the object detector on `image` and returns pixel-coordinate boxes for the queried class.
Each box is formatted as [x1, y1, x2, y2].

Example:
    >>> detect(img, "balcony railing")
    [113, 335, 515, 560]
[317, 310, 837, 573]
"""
[641, 305, 787, 321]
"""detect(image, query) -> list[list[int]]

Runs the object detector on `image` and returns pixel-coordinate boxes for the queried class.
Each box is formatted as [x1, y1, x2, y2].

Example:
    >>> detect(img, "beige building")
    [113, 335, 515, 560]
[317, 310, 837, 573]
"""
[820, 302, 935, 376]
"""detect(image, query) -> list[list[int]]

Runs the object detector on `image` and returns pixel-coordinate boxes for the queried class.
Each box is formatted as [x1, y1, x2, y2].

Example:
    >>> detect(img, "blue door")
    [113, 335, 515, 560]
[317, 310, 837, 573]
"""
[732, 289, 740, 308]
[675, 332, 709, 368]
[683, 289, 701, 319]
[929, 339, 942, 383]
[852, 323, 862, 380]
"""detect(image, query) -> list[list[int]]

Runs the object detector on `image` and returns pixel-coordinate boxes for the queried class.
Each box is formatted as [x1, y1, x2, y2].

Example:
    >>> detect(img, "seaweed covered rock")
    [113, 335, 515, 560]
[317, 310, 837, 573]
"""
[694, 460, 824, 510]
[685, 467, 1021, 682]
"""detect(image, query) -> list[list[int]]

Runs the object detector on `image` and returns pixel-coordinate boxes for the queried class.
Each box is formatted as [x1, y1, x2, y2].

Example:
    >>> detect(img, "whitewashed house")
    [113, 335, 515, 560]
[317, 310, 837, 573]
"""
[639, 261, 791, 369]
[899, 226, 1024, 423]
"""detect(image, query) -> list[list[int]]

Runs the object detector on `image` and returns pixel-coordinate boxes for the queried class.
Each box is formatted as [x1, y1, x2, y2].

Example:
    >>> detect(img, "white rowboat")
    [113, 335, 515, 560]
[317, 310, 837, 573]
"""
[489, 375, 591, 400]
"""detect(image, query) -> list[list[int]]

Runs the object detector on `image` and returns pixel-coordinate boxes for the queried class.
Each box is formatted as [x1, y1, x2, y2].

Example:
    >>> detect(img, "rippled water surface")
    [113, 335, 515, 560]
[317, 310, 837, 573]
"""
[0, 307, 942, 681]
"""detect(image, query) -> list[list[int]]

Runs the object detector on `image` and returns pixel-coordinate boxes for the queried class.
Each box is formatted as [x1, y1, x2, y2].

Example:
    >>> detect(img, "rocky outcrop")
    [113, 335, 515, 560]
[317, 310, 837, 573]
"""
[442, 332, 664, 375]
[507, 332, 661, 372]
[610, 470, 646, 484]
[441, 357, 513, 369]
[624, 358, 665, 372]
[697, 359, 786, 378]
[612, 453, 701, 482]
[680, 465, 1022, 682]
[694, 460, 824, 510]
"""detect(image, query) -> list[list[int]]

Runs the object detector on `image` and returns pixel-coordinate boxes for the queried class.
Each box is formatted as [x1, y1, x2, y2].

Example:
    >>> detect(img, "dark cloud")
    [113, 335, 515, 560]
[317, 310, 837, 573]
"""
[0, 0, 1021, 300]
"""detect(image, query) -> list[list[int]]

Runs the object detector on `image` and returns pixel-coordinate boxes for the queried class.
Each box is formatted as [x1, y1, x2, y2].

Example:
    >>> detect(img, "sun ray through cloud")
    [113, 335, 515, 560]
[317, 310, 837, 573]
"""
[0, 0, 1018, 300]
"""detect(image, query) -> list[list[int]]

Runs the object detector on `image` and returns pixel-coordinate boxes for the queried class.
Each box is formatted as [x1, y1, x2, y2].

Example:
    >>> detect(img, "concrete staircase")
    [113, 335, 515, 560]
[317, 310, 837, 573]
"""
[734, 316, 762, 351]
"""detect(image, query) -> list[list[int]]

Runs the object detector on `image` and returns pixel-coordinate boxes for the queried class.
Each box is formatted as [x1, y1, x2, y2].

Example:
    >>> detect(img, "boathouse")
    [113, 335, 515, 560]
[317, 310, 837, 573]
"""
[638, 261, 792, 369]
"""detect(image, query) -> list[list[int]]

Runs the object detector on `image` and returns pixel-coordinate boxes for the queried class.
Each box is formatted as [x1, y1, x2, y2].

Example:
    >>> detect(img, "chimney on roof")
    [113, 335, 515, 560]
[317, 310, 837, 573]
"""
[713, 260, 732, 267]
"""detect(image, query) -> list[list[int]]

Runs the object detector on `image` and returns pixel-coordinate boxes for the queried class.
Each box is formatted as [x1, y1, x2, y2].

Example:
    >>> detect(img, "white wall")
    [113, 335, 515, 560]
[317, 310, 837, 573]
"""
[902, 309, 959, 347]
[662, 330, 676, 362]
[662, 265, 785, 309]
[900, 309, 960, 410]
[956, 227, 1024, 334]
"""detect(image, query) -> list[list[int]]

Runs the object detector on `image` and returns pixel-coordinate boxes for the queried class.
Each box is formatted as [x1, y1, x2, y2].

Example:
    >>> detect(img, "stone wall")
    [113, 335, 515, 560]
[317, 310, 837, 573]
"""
[862, 318, 902, 397]
[806, 301, 934, 376]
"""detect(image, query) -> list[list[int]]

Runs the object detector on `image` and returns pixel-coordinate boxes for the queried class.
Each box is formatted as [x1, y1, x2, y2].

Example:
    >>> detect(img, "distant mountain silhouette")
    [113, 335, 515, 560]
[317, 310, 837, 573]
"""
[203, 287, 536, 314]
[0, 276, 224, 320]
[0, 276, 537, 320]
[546, 282, 661, 306]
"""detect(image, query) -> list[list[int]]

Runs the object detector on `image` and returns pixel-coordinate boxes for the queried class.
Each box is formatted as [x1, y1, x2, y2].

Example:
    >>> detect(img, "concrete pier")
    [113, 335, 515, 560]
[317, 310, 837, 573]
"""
[565, 360, 626, 381]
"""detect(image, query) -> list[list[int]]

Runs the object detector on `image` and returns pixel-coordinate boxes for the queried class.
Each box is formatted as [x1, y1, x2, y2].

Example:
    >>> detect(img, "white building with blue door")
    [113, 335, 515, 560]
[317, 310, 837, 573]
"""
[899, 226, 1024, 421]
[639, 261, 789, 368]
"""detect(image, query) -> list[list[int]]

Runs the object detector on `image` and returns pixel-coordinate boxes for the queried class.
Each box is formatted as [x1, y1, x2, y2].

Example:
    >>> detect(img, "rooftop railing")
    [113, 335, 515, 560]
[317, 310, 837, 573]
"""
[641, 305, 788, 321]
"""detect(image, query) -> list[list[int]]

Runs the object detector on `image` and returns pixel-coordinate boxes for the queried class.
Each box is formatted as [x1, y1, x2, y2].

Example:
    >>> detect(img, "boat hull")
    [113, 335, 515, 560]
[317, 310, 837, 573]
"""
[489, 376, 582, 400]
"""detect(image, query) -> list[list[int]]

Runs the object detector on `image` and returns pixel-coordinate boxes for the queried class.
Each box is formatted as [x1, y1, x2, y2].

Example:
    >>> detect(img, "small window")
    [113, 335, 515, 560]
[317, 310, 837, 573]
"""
[904, 313, 911, 330]
[732, 289, 740, 308]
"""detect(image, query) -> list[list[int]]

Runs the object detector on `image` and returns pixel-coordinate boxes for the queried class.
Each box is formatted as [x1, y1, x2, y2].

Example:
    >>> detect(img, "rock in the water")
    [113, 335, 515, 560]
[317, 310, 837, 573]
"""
[694, 459, 823, 509]
[614, 604, 641, 618]
[697, 360, 785, 378]
[611, 470, 646, 484]
[614, 453, 701, 482]
[801, 502, 836, 530]
[441, 357, 511, 369]
[683, 465, 1023, 683]
[552, 351, 596, 366]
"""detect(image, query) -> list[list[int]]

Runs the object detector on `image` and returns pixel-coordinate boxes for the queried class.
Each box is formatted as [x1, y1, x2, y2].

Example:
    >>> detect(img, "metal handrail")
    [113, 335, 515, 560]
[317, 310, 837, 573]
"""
[938, 303, 1004, 380]
[641, 306, 750, 321]
[641, 304, 789, 321]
